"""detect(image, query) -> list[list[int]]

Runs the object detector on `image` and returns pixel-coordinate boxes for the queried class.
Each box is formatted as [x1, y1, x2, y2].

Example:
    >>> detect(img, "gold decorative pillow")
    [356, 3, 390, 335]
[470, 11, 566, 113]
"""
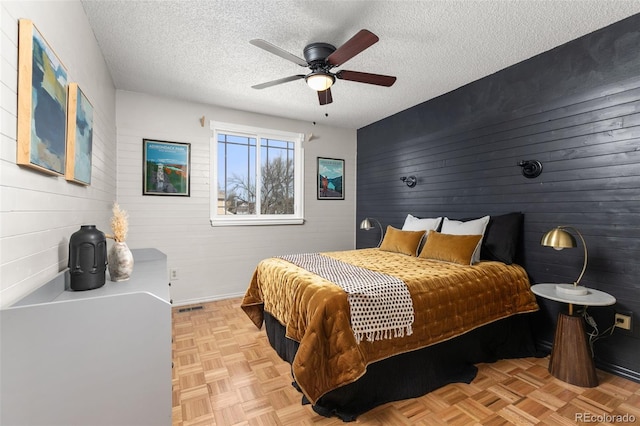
[418, 230, 483, 265]
[378, 226, 425, 256]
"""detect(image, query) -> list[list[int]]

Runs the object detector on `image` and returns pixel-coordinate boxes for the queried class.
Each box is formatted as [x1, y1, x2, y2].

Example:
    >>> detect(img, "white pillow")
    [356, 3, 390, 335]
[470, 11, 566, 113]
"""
[440, 216, 490, 264]
[402, 214, 442, 232]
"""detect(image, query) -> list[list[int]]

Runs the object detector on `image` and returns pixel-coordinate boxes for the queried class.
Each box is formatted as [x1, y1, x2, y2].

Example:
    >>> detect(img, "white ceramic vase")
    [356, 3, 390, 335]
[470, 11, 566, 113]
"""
[108, 241, 134, 281]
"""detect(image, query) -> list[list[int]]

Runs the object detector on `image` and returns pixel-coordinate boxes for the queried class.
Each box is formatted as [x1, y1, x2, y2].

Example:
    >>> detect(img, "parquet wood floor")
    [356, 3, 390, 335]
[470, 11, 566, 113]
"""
[172, 298, 640, 425]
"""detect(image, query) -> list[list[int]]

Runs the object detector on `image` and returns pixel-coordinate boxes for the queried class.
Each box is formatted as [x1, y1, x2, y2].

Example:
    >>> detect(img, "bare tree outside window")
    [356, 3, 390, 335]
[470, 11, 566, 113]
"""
[260, 156, 294, 214]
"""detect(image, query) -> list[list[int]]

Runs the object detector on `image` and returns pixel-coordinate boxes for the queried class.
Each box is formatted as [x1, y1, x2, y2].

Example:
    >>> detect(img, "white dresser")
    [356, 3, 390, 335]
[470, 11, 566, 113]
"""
[0, 248, 172, 426]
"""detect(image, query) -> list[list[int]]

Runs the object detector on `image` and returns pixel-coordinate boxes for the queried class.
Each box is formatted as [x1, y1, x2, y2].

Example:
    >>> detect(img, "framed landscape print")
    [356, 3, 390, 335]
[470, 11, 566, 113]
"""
[317, 157, 344, 200]
[17, 19, 68, 175]
[143, 139, 191, 196]
[65, 83, 93, 185]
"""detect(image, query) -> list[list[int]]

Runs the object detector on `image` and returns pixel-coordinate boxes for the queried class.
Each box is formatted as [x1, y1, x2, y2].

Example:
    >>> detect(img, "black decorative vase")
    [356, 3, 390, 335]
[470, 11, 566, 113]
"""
[68, 225, 107, 291]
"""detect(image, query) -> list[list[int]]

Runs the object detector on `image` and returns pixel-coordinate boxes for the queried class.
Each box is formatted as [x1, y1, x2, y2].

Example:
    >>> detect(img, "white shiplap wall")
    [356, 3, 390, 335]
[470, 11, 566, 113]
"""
[116, 91, 356, 305]
[0, 1, 117, 307]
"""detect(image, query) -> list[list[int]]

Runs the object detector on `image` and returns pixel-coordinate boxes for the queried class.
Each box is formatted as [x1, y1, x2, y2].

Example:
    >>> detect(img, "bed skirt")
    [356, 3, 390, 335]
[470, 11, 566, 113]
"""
[264, 311, 544, 421]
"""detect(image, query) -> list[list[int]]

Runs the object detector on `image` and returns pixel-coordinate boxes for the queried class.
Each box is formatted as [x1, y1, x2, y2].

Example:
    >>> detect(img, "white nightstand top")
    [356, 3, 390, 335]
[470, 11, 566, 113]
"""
[531, 283, 616, 306]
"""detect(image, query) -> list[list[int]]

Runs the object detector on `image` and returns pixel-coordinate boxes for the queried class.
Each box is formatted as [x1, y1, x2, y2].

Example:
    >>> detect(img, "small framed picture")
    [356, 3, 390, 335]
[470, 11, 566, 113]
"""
[317, 157, 344, 200]
[143, 139, 191, 196]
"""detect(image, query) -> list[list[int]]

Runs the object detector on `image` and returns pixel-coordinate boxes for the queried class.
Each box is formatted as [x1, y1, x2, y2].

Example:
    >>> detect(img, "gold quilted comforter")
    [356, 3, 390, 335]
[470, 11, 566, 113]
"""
[241, 248, 539, 403]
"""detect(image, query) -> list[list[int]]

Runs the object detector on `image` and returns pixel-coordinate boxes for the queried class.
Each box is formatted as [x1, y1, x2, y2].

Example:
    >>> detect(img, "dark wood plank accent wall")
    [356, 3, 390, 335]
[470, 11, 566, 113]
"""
[356, 14, 640, 381]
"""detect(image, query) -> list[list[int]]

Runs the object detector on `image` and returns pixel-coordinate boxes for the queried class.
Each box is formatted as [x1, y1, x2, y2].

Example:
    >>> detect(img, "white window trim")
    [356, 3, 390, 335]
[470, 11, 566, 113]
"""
[210, 121, 304, 226]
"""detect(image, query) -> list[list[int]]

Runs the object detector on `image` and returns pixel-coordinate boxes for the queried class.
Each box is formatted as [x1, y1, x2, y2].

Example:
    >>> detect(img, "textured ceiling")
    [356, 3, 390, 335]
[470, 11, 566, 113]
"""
[81, 1, 640, 129]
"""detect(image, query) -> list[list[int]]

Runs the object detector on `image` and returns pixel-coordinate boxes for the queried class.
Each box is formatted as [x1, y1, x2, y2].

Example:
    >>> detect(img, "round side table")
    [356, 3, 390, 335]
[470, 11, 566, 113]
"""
[531, 283, 616, 388]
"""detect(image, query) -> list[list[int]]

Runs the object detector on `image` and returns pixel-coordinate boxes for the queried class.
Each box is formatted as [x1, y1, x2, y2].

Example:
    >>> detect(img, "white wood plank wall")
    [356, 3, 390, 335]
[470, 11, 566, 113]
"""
[0, 1, 117, 307]
[116, 91, 356, 305]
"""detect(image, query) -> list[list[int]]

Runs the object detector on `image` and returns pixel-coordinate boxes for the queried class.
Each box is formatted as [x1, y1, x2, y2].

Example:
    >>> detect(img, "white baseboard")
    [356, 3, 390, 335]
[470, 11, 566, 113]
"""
[171, 292, 246, 307]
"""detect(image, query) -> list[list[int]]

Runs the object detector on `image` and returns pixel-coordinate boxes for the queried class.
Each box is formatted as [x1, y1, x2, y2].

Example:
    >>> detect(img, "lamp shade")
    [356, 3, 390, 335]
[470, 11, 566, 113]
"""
[541, 227, 577, 250]
[306, 72, 335, 91]
[360, 218, 373, 230]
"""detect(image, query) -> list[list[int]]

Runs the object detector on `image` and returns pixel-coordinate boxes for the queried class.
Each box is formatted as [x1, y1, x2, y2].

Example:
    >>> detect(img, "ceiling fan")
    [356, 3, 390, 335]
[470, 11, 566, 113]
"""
[250, 29, 396, 105]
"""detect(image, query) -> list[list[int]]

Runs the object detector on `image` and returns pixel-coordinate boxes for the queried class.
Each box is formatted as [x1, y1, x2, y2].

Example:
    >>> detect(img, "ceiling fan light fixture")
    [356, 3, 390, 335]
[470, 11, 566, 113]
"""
[306, 72, 335, 91]
[250, 30, 395, 105]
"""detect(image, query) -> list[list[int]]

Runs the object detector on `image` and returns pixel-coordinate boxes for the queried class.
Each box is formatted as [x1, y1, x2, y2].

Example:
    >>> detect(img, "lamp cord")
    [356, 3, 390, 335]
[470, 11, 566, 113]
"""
[580, 307, 616, 357]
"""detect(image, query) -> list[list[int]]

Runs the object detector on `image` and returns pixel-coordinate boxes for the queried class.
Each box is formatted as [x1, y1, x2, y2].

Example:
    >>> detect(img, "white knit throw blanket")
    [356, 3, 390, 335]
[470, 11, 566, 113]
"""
[278, 253, 414, 343]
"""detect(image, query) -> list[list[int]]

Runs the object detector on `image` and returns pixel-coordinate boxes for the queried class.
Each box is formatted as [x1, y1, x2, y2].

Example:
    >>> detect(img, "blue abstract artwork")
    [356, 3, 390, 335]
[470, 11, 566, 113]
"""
[66, 84, 93, 185]
[17, 19, 68, 175]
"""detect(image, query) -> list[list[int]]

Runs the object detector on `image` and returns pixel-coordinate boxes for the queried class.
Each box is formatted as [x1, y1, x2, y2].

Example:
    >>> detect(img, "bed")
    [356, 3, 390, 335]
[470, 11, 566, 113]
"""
[241, 213, 540, 421]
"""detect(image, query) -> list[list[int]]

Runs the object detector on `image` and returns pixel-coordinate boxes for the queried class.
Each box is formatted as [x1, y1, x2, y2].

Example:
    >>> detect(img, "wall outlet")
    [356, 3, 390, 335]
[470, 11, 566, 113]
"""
[614, 312, 632, 331]
[170, 268, 179, 280]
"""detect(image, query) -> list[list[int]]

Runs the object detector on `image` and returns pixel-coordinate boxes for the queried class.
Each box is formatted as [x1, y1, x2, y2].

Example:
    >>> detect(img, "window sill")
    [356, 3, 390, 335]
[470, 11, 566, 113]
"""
[210, 217, 305, 227]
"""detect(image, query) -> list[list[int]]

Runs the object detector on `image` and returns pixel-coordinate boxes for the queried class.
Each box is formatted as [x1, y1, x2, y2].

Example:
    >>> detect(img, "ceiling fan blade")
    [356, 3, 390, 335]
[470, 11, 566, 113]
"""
[250, 39, 308, 67]
[326, 29, 379, 67]
[252, 75, 305, 90]
[318, 88, 333, 105]
[336, 70, 396, 87]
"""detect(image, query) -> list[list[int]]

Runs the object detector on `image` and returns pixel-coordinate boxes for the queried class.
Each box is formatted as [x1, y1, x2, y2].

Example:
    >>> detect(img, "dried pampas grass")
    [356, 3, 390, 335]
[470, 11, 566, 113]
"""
[107, 202, 128, 242]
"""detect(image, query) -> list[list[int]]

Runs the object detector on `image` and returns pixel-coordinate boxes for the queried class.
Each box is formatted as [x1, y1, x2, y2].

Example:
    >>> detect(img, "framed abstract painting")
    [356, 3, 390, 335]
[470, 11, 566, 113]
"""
[17, 19, 68, 176]
[65, 83, 93, 185]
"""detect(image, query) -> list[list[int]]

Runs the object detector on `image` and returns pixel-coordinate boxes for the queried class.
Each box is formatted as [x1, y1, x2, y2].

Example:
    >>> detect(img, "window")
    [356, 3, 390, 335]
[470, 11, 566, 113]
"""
[210, 122, 304, 226]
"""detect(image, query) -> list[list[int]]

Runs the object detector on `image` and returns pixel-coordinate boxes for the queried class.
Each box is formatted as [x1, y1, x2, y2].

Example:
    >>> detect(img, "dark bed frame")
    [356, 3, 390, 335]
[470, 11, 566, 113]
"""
[264, 310, 545, 422]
